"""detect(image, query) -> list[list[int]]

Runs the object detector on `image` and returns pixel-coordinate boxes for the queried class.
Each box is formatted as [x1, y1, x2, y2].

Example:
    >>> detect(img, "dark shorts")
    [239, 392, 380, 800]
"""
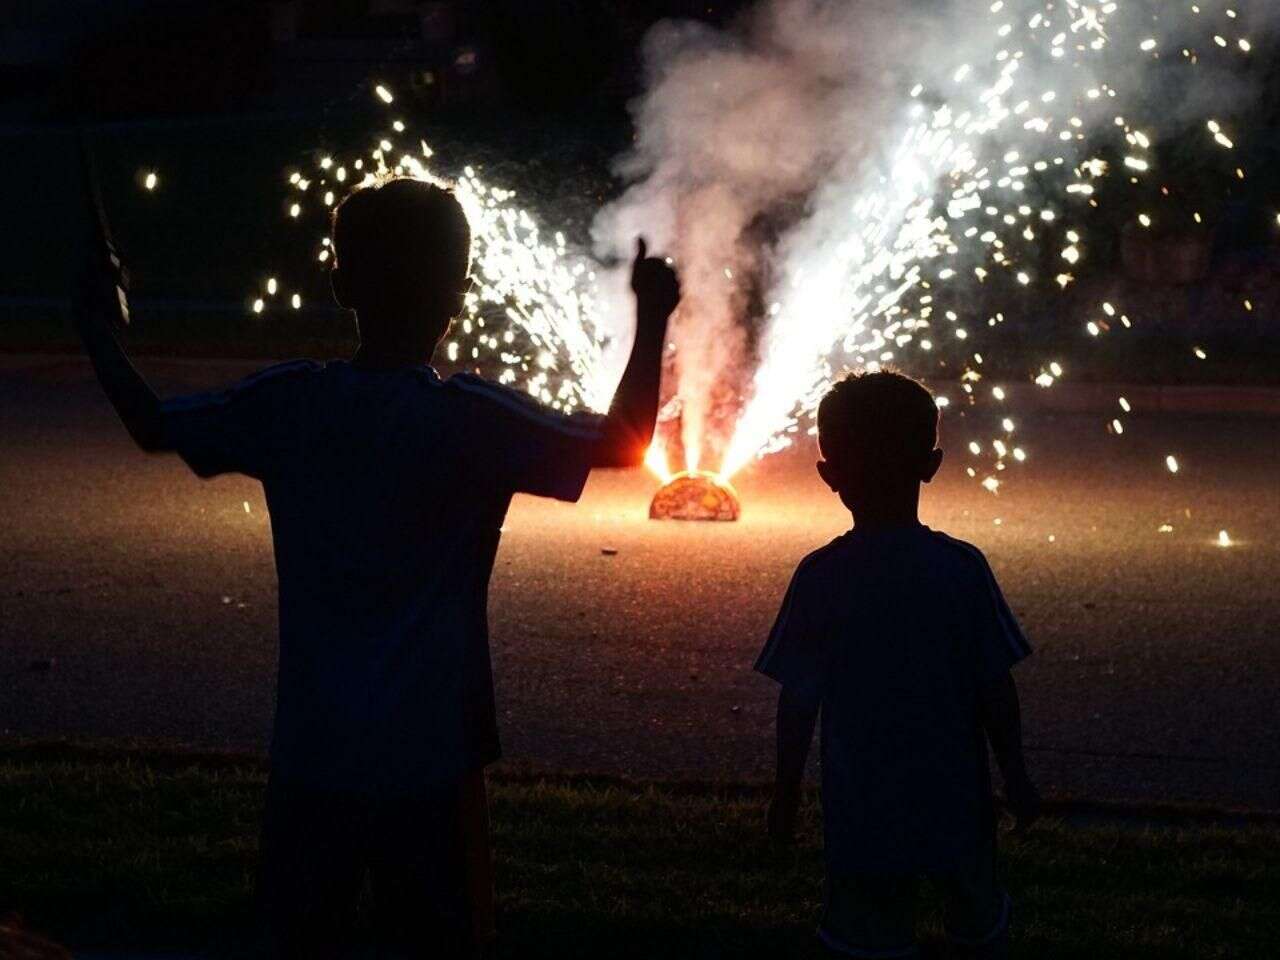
[259, 777, 472, 959]
[819, 836, 1009, 959]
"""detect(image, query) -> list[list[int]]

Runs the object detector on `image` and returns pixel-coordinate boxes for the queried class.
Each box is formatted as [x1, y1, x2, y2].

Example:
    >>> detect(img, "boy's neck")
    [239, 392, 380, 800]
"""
[350, 343, 424, 371]
[848, 488, 922, 532]
[351, 340, 433, 370]
[351, 310, 447, 369]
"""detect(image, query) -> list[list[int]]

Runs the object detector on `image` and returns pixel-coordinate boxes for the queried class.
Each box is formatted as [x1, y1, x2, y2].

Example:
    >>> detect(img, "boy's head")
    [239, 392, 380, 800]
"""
[815, 370, 943, 511]
[330, 176, 472, 355]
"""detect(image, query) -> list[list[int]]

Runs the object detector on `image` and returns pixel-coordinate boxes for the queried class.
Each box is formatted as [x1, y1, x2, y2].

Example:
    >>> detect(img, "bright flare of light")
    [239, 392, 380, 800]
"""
[1217, 529, 1233, 548]
[645, 441, 674, 484]
[684, 445, 700, 474]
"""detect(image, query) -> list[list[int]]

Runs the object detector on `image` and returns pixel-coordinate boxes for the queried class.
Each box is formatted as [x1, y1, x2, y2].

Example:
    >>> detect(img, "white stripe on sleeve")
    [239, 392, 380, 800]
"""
[449, 374, 604, 441]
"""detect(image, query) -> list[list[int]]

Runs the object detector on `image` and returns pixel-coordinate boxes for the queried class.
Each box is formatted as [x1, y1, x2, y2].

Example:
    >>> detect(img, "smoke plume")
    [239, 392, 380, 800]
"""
[593, 0, 1279, 476]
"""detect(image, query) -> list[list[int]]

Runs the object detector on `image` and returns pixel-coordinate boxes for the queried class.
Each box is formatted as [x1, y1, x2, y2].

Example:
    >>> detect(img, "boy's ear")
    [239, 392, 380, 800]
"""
[921, 447, 944, 483]
[816, 458, 840, 492]
[330, 268, 352, 310]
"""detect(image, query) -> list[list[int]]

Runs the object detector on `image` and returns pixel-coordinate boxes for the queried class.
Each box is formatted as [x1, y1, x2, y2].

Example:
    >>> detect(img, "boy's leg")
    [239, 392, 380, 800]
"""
[459, 769, 497, 949]
[258, 778, 365, 960]
[820, 873, 920, 958]
[368, 779, 473, 959]
[936, 830, 1010, 960]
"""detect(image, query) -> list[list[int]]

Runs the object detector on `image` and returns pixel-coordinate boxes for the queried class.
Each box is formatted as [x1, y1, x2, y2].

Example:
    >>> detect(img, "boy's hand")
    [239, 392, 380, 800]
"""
[767, 784, 801, 844]
[1005, 773, 1042, 834]
[630, 237, 680, 322]
[592, 237, 677, 467]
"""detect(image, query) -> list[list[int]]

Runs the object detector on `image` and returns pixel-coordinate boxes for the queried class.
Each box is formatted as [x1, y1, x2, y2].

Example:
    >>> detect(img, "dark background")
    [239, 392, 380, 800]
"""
[4, 1, 756, 120]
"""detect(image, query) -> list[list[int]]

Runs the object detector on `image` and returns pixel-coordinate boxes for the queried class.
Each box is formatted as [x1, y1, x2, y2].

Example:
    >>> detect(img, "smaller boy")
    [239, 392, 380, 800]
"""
[757, 371, 1039, 959]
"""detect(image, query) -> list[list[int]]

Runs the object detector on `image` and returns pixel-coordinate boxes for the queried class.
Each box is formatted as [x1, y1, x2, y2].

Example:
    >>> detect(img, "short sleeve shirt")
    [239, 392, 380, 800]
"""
[755, 524, 1031, 873]
[163, 361, 601, 793]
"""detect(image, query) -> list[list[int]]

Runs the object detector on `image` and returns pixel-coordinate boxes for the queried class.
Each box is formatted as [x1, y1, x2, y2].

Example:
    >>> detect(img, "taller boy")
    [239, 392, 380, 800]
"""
[74, 175, 680, 957]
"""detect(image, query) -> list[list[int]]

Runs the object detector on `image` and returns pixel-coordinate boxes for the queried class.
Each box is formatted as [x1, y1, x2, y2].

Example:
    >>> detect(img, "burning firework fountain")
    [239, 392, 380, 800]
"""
[257, 1, 1271, 525]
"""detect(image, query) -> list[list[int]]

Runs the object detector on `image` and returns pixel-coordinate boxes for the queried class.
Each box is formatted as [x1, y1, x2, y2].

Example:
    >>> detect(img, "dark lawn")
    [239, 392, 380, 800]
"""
[1, 744, 1278, 958]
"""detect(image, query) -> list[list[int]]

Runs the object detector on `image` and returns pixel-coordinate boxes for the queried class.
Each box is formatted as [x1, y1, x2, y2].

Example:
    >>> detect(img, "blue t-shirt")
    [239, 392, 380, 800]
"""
[755, 524, 1031, 873]
[162, 360, 601, 793]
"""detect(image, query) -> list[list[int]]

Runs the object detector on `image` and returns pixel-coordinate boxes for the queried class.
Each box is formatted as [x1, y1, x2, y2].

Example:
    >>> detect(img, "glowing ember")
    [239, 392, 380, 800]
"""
[649, 471, 741, 522]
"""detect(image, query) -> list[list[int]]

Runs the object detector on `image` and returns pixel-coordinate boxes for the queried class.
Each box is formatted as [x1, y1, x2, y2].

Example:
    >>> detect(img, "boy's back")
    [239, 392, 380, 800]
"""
[164, 359, 600, 792]
[757, 523, 1030, 872]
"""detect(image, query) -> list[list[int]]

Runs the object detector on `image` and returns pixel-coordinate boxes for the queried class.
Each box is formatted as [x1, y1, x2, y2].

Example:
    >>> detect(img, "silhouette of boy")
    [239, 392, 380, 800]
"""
[74, 175, 680, 959]
[756, 371, 1039, 959]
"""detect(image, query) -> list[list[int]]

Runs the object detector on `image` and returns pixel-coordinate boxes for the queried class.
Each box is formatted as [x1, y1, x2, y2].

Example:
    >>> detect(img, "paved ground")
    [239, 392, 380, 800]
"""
[2, 356, 1279, 809]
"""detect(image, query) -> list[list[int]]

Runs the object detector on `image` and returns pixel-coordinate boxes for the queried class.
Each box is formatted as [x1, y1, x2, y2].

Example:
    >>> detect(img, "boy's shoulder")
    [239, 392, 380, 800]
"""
[443, 372, 604, 437]
[240, 358, 326, 398]
[923, 527, 991, 565]
[789, 533, 857, 584]
[792, 527, 993, 585]
[255, 358, 324, 381]
[236, 359, 325, 393]
[166, 359, 320, 413]
[918, 530, 1012, 608]
[445, 371, 542, 410]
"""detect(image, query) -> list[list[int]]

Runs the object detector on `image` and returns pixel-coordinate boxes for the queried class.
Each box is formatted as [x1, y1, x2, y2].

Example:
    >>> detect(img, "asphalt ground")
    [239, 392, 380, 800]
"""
[2, 356, 1279, 809]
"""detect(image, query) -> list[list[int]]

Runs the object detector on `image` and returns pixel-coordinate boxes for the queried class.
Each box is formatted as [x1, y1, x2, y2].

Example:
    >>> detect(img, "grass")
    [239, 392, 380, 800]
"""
[1, 744, 1278, 958]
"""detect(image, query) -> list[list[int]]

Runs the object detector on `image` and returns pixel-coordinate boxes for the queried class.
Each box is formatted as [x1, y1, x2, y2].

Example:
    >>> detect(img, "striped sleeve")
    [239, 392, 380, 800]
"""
[162, 360, 318, 479]
[754, 558, 824, 705]
[448, 374, 603, 502]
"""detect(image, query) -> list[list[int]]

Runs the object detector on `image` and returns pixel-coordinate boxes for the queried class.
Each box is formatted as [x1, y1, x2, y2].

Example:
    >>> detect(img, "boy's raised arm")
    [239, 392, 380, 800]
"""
[978, 671, 1040, 831]
[73, 136, 170, 454]
[591, 238, 679, 467]
[74, 270, 169, 454]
